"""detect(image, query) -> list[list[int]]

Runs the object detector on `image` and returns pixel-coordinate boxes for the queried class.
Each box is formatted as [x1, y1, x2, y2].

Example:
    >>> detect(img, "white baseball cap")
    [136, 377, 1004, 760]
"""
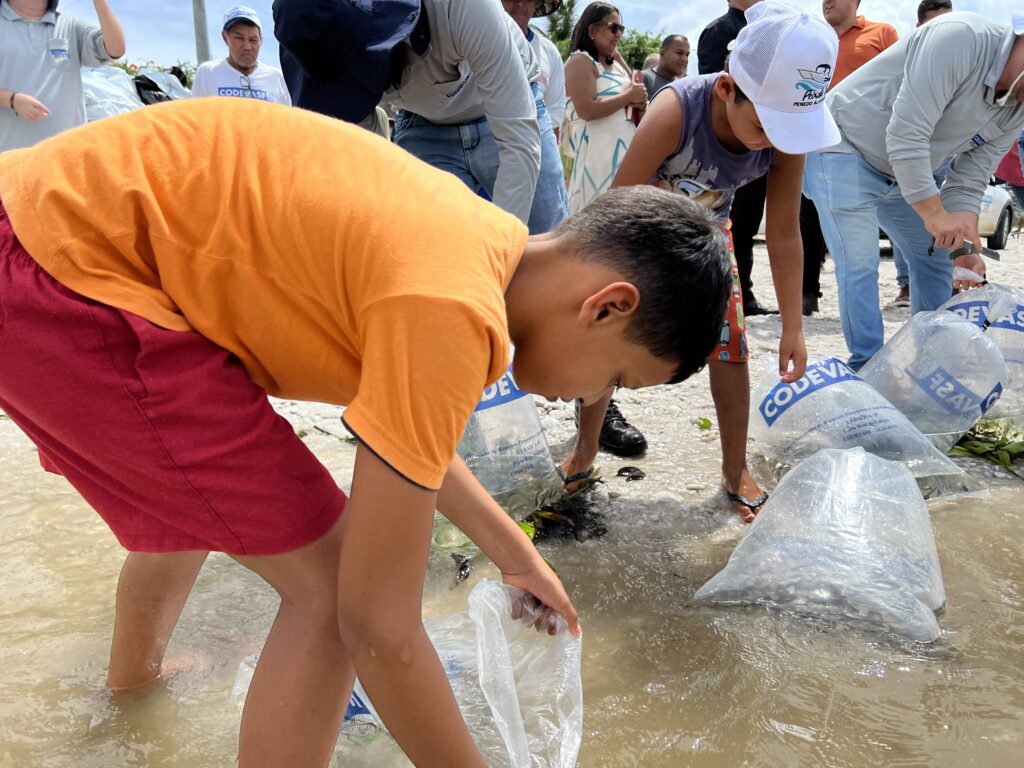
[223, 5, 261, 32]
[729, 0, 841, 155]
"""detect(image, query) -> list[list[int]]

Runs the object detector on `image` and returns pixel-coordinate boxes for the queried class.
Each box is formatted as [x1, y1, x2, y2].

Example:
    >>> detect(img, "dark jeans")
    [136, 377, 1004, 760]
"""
[730, 173, 768, 305]
[800, 194, 827, 297]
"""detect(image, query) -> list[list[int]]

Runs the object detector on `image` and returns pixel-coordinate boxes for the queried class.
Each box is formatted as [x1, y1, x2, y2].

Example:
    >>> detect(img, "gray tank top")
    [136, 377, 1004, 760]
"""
[651, 73, 773, 221]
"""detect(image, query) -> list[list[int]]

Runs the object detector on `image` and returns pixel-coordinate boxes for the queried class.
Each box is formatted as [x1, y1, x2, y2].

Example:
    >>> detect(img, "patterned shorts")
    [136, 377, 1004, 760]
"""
[709, 226, 748, 364]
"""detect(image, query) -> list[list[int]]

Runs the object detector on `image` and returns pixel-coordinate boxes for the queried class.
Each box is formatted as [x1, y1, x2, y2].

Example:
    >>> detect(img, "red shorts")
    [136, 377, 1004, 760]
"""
[0, 204, 346, 555]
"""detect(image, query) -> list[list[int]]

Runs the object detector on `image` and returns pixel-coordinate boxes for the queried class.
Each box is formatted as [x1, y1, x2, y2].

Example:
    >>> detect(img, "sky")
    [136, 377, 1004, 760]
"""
[61, 0, 1005, 73]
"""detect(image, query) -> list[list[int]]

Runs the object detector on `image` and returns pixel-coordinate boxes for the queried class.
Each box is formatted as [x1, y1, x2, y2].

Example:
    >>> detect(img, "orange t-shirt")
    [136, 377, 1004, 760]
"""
[0, 99, 528, 490]
[832, 16, 899, 88]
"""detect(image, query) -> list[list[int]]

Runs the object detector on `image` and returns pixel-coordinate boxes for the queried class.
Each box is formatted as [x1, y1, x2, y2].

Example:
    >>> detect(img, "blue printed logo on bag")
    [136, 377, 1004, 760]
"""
[345, 689, 373, 720]
[989, 305, 1024, 333]
[981, 382, 1003, 414]
[475, 367, 529, 412]
[907, 365, 992, 416]
[758, 357, 860, 427]
[945, 300, 990, 328]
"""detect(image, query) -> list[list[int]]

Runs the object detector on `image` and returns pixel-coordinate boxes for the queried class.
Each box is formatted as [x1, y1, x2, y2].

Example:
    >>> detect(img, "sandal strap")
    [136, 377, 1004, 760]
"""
[558, 466, 596, 485]
[724, 489, 769, 511]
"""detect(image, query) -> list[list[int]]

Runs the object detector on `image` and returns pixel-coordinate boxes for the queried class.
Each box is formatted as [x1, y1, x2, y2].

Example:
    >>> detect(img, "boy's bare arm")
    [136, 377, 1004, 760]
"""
[438, 456, 581, 634]
[610, 87, 682, 188]
[337, 445, 486, 767]
[764, 150, 808, 382]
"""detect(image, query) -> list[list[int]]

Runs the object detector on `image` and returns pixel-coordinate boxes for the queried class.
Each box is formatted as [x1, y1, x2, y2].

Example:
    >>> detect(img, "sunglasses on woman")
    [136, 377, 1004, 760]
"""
[606, 22, 625, 35]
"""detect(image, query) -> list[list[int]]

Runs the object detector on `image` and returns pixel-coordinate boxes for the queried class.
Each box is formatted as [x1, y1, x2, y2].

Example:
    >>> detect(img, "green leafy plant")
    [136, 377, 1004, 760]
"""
[950, 420, 1024, 470]
[616, 28, 663, 71]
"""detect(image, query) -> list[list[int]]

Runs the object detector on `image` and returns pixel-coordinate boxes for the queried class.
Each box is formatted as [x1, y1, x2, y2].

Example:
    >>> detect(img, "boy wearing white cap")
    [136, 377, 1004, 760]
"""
[562, 1, 840, 521]
[192, 5, 290, 105]
[804, 10, 1024, 370]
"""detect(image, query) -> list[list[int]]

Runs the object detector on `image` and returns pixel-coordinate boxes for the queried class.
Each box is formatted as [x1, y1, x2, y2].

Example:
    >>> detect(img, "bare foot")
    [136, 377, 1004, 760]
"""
[723, 466, 767, 524]
[108, 654, 209, 697]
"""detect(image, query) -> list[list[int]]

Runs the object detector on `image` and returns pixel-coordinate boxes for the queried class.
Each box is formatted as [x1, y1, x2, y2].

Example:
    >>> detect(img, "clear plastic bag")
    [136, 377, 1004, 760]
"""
[940, 284, 1024, 419]
[231, 581, 583, 767]
[457, 366, 561, 519]
[750, 357, 965, 480]
[81, 66, 144, 122]
[694, 448, 946, 642]
[860, 311, 1009, 452]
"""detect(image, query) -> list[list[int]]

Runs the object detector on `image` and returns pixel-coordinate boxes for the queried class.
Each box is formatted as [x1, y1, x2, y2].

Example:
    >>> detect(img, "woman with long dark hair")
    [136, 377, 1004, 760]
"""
[562, 2, 647, 215]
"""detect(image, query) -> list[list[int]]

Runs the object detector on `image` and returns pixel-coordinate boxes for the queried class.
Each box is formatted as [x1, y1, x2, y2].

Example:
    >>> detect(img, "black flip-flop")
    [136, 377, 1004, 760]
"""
[557, 465, 597, 486]
[724, 489, 769, 513]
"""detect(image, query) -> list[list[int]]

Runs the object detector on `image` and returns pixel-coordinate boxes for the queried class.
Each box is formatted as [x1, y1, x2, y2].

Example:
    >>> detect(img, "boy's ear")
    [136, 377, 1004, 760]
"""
[715, 73, 735, 101]
[578, 282, 641, 327]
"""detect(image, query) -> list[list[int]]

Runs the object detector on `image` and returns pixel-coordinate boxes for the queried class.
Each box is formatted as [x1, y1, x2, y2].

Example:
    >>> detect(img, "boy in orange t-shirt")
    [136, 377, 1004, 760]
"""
[0, 99, 731, 766]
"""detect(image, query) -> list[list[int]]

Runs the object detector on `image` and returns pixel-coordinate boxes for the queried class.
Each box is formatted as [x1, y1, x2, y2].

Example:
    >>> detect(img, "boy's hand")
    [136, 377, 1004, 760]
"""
[501, 559, 581, 637]
[778, 329, 807, 383]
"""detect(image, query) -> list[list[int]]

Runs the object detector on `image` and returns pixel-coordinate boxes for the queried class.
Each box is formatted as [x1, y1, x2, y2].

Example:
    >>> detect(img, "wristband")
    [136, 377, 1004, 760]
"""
[8, 91, 16, 113]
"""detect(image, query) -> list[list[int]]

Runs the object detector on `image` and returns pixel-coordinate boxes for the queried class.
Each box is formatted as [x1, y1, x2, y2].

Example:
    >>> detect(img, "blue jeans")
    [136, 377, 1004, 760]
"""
[894, 159, 953, 287]
[392, 83, 568, 235]
[804, 151, 952, 369]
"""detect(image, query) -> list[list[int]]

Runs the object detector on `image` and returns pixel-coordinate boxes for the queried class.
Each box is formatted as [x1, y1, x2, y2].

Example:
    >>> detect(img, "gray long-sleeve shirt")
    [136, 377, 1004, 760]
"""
[825, 12, 1024, 215]
[386, 0, 541, 224]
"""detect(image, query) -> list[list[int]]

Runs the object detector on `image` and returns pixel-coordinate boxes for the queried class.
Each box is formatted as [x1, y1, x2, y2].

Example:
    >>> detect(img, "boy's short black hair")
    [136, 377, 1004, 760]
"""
[722, 55, 748, 103]
[917, 0, 952, 23]
[553, 187, 732, 385]
[570, 3, 620, 64]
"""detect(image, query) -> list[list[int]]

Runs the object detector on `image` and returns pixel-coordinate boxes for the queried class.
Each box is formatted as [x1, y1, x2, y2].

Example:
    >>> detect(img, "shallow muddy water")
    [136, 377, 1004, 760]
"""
[1, 414, 1022, 768]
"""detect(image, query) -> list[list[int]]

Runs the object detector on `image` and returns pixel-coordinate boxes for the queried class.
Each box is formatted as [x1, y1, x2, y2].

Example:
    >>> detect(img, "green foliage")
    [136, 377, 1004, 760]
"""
[616, 28, 663, 71]
[547, 0, 576, 59]
[517, 519, 537, 539]
[950, 420, 1024, 470]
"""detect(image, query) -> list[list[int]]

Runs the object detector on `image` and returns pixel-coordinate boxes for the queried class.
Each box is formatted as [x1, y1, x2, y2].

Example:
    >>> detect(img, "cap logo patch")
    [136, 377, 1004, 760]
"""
[794, 64, 831, 106]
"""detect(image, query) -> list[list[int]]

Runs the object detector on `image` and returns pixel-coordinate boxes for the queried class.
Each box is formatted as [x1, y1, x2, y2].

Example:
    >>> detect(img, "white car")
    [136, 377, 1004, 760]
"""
[979, 182, 1017, 251]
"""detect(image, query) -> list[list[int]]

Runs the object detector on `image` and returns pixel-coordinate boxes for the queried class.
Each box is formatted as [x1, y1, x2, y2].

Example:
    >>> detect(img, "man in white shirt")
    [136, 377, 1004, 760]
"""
[192, 6, 290, 106]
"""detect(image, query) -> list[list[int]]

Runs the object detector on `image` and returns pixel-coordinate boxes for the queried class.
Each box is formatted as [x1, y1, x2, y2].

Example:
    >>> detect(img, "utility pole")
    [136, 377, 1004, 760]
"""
[192, 0, 211, 64]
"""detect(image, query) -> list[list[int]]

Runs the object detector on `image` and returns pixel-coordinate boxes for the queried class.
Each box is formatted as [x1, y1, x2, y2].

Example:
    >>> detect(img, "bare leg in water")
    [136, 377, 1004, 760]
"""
[107, 550, 209, 692]
[106, 516, 354, 767]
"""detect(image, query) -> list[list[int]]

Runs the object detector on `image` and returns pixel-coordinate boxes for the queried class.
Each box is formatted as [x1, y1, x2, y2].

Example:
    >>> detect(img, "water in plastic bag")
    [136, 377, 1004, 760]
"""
[231, 581, 583, 767]
[457, 365, 561, 518]
[750, 357, 965, 481]
[694, 448, 946, 642]
[860, 311, 1009, 452]
[940, 284, 1024, 418]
